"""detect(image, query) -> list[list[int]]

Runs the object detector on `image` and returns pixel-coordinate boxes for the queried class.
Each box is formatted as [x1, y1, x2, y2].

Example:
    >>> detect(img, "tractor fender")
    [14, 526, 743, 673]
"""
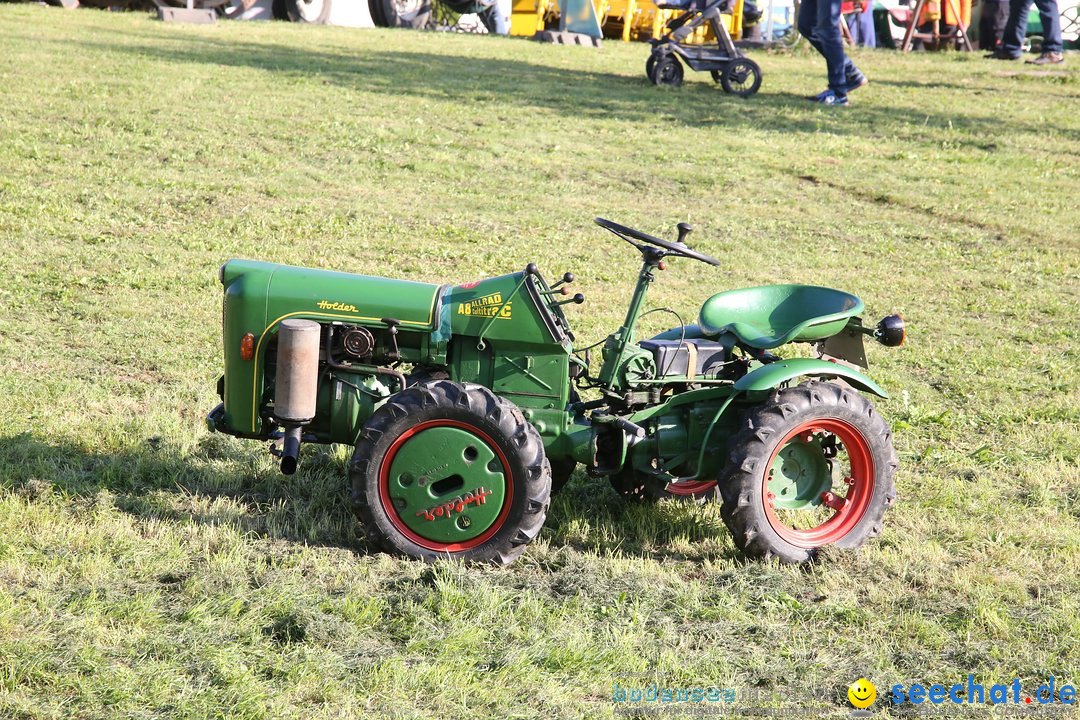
[733, 358, 888, 399]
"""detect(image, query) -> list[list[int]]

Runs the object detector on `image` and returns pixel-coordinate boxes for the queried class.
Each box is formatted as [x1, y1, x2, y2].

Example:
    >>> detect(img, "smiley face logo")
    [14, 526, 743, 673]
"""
[848, 678, 876, 709]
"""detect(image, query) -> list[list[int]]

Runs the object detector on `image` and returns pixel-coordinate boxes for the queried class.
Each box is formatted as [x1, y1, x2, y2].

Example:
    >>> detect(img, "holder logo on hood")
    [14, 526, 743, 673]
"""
[317, 300, 359, 313]
[457, 292, 512, 320]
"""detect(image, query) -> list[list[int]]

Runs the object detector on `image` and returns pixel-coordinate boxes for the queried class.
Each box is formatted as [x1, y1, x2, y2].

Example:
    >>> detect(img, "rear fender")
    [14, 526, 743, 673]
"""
[733, 358, 888, 399]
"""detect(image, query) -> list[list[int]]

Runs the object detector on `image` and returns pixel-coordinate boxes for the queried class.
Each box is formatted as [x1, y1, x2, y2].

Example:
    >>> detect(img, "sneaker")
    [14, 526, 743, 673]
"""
[846, 71, 869, 93]
[984, 49, 1021, 60]
[806, 88, 831, 101]
[1027, 51, 1064, 65]
[813, 89, 849, 106]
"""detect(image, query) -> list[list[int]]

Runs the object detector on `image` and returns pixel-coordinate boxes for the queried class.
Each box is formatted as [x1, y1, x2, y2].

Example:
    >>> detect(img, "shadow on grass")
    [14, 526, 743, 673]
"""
[1, 430, 367, 550]
[67, 33, 1080, 140]
[0, 431, 739, 562]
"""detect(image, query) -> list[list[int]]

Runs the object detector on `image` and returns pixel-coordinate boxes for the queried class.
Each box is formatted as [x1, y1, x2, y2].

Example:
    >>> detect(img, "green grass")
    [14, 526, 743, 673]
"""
[1, 4, 1079, 718]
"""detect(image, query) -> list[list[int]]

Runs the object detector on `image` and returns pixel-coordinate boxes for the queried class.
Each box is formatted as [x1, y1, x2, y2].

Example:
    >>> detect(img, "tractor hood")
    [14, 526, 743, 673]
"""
[221, 259, 444, 333]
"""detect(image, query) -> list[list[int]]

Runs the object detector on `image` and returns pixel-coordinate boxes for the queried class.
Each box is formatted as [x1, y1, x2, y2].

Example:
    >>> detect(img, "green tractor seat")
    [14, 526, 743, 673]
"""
[698, 284, 864, 349]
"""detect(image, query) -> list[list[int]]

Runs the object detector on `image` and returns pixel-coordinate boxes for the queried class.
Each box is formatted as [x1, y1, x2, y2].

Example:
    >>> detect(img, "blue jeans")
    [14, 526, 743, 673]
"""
[1002, 0, 1062, 54]
[799, 0, 861, 93]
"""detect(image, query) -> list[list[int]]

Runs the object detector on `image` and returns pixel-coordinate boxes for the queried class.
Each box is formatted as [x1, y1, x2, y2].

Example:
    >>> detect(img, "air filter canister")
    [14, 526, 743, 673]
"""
[274, 319, 321, 424]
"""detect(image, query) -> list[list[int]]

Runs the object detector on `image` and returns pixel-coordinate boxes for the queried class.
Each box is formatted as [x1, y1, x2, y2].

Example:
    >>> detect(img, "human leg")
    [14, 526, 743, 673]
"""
[1000, 0, 1034, 55]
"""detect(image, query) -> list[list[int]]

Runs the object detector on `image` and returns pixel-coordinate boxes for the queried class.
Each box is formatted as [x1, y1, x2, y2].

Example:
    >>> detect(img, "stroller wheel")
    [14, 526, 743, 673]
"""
[646, 54, 657, 82]
[652, 56, 684, 87]
[719, 58, 762, 97]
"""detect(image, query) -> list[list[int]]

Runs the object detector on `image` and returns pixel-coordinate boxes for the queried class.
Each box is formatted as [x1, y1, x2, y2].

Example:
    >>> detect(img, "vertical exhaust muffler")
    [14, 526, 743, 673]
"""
[274, 319, 321, 475]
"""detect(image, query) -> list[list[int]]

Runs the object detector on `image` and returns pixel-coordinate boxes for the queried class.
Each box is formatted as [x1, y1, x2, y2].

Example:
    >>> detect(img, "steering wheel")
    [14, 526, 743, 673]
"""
[594, 217, 721, 267]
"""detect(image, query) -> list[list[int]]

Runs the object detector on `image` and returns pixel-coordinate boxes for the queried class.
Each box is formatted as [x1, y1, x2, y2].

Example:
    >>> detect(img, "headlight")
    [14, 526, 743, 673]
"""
[874, 314, 905, 347]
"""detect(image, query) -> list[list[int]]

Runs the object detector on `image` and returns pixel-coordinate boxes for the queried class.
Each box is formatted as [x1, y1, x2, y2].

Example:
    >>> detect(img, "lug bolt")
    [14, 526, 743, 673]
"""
[820, 491, 848, 511]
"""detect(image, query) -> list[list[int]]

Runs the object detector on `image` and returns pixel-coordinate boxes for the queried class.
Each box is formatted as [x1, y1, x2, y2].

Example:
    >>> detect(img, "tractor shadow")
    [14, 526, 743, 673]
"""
[66, 32, 1079, 141]
[1, 431, 368, 552]
[543, 470, 747, 563]
[0, 431, 739, 562]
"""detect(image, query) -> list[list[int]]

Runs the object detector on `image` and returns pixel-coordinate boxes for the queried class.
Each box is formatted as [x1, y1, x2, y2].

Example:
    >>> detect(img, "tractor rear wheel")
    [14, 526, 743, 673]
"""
[718, 381, 897, 563]
[350, 380, 551, 565]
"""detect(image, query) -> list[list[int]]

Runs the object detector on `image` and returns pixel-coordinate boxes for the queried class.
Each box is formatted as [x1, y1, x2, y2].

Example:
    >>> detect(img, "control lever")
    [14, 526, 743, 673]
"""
[554, 293, 585, 306]
[380, 317, 401, 362]
[612, 416, 646, 442]
[676, 222, 692, 245]
[551, 272, 574, 289]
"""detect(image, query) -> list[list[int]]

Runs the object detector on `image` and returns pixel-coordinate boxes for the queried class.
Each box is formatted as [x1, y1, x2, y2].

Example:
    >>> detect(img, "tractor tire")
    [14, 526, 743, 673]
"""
[651, 56, 684, 86]
[350, 380, 551, 565]
[718, 58, 763, 97]
[406, 367, 450, 386]
[284, 0, 332, 22]
[718, 381, 898, 564]
[609, 466, 719, 503]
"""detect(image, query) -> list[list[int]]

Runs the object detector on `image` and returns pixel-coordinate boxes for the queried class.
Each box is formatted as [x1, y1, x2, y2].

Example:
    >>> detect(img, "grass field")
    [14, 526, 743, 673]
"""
[1, 5, 1079, 718]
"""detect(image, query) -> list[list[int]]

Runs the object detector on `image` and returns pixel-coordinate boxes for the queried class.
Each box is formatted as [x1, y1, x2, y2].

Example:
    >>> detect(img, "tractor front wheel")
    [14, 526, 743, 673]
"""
[350, 381, 551, 565]
[718, 381, 897, 563]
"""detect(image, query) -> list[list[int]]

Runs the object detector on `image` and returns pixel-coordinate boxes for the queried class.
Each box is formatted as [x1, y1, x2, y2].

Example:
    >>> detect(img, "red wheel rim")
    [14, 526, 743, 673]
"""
[378, 419, 513, 552]
[665, 479, 717, 496]
[761, 418, 874, 548]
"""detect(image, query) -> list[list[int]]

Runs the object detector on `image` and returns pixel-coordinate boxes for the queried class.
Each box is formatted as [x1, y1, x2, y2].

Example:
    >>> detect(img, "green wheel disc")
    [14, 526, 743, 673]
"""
[766, 432, 832, 510]
[382, 421, 509, 546]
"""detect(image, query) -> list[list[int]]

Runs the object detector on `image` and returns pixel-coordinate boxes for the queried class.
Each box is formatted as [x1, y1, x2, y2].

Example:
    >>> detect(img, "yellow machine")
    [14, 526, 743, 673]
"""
[511, 0, 744, 42]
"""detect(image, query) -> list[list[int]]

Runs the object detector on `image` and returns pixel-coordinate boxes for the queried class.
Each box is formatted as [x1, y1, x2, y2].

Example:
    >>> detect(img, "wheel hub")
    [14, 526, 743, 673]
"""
[767, 433, 832, 510]
[384, 425, 508, 544]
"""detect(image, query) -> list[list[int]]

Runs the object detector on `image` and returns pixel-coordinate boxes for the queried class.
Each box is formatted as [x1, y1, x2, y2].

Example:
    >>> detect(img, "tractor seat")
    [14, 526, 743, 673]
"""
[698, 284, 864, 349]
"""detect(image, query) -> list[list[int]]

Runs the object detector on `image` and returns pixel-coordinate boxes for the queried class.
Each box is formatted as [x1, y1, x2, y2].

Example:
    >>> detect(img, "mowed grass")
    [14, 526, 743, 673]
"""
[1, 5, 1078, 718]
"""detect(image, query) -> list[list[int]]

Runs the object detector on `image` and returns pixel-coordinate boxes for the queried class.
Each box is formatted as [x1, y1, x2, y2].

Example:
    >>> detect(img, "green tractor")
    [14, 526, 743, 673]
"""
[207, 218, 905, 564]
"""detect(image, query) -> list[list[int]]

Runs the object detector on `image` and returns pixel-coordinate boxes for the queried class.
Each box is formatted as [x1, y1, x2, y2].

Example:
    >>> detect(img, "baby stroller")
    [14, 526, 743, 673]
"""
[646, 0, 763, 96]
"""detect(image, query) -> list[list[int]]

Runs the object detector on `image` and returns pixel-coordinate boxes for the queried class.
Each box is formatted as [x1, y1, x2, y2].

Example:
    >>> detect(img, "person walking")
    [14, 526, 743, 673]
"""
[799, 0, 869, 105]
[987, 0, 1064, 63]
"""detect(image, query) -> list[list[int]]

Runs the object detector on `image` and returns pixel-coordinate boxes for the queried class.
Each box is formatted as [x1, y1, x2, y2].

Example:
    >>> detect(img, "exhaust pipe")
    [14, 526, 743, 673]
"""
[274, 319, 321, 475]
[280, 426, 303, 476]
